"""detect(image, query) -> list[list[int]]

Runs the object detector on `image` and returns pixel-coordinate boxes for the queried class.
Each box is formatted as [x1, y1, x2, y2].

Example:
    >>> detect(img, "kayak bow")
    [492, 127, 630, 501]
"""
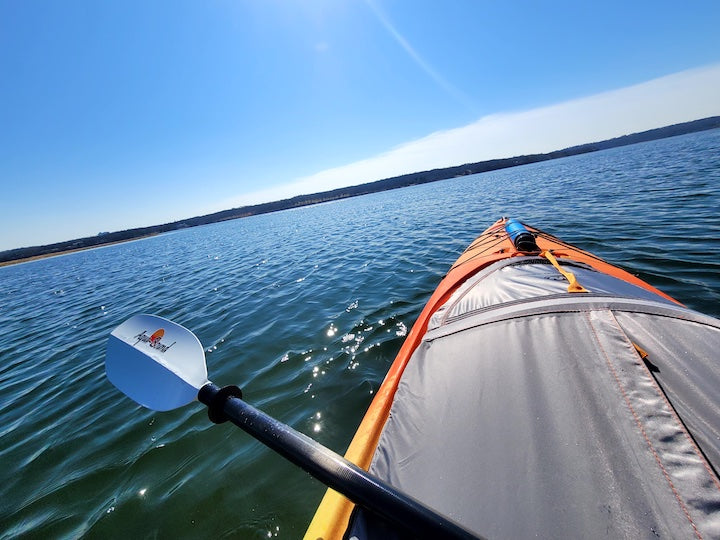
[307, 218, 720, 539]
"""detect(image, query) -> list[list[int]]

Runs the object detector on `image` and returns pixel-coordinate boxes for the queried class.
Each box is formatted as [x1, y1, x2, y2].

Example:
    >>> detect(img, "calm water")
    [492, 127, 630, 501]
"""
[1, 130, 719, 539]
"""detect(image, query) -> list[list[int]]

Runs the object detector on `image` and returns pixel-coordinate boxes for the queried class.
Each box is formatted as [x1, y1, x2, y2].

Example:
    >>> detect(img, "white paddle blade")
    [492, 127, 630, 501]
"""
[105, 314, 209, 411]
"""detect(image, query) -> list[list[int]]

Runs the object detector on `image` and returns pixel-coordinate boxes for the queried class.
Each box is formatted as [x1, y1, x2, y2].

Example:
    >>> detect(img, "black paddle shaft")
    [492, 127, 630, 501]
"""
[198, 383, 484, 540]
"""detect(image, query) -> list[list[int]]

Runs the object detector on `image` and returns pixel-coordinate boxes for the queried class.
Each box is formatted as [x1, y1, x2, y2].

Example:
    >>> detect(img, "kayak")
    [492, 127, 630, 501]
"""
[305, 218, 720, 539]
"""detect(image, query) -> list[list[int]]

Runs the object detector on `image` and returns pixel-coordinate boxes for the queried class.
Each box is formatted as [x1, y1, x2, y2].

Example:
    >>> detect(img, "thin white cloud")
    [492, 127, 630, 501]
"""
[364, 0, 477, 114]
[226, 64, 720, 208]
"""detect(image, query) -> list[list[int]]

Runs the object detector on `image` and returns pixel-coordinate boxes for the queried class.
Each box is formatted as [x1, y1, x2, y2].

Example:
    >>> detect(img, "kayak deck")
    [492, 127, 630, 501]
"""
[306, 219, 720, 539]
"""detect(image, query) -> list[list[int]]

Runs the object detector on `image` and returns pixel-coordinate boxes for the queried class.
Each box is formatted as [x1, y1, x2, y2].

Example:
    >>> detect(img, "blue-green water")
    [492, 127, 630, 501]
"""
[1, 130, 719, 539]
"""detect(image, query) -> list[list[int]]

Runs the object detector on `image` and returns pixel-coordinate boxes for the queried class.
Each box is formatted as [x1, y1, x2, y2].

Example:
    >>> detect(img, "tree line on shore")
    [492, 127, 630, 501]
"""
[3, 116, 719, 264]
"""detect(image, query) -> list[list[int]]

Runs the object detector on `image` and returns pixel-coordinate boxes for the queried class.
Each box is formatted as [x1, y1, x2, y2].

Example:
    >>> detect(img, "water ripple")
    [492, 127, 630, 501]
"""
[0, 129, 719, 538]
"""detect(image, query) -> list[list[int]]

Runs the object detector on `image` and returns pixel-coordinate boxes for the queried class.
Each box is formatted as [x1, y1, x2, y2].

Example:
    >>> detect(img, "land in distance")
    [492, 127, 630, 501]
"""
[2, 116, 719, 266]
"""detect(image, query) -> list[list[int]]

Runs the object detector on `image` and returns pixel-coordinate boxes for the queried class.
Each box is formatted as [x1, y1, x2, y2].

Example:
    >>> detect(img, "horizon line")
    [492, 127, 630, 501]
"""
[2, 114, 718, 260]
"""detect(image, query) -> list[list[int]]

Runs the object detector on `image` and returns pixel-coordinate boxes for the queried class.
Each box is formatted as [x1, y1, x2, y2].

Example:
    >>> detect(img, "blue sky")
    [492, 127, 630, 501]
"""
[1, 1, 719, 251]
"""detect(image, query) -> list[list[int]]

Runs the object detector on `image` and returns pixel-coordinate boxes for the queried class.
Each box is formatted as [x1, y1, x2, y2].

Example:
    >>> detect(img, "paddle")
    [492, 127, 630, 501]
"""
[105, 314, 483, 540]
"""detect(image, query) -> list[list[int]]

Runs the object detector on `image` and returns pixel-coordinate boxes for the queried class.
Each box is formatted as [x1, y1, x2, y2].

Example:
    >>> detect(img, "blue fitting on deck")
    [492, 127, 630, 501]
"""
[505, 219, 539, 252]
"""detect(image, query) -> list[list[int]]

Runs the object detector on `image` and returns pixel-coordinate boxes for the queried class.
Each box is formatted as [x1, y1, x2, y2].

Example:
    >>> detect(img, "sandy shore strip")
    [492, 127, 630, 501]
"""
[0, 234, 159, 268]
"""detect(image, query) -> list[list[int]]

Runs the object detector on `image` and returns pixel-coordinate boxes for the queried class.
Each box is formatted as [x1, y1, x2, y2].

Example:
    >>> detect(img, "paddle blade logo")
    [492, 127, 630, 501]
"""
[149, 329, 164, 344]
[134, 328, 176, 353]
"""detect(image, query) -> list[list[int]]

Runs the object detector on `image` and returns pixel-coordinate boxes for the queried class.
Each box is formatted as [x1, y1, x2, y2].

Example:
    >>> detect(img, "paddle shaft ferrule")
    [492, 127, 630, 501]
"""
[198, 383, 483, 540]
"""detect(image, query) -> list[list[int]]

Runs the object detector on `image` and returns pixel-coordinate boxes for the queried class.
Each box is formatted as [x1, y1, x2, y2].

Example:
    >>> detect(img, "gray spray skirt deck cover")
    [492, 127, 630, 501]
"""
[348, 259, 720, 539]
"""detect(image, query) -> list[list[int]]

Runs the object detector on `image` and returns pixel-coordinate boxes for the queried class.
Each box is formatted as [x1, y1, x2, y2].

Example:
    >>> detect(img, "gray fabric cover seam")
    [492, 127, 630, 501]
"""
[427, 298, 720, 343]
[587, 310, 702, 538]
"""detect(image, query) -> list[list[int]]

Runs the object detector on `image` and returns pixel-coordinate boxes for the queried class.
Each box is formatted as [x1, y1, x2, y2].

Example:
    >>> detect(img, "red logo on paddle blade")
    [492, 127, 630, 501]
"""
[133, 329, 175, 353]
[149, 329, 165, 344]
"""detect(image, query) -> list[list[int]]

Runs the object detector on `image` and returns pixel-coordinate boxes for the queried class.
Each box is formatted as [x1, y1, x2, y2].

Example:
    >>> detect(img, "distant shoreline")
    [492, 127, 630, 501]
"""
[0, 234, 159, 267]
[2, 116, 719, 265]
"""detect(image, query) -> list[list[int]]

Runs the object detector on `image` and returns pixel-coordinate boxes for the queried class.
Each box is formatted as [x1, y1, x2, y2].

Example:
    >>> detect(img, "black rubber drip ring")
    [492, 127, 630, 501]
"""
[206, 385, 243, 424]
